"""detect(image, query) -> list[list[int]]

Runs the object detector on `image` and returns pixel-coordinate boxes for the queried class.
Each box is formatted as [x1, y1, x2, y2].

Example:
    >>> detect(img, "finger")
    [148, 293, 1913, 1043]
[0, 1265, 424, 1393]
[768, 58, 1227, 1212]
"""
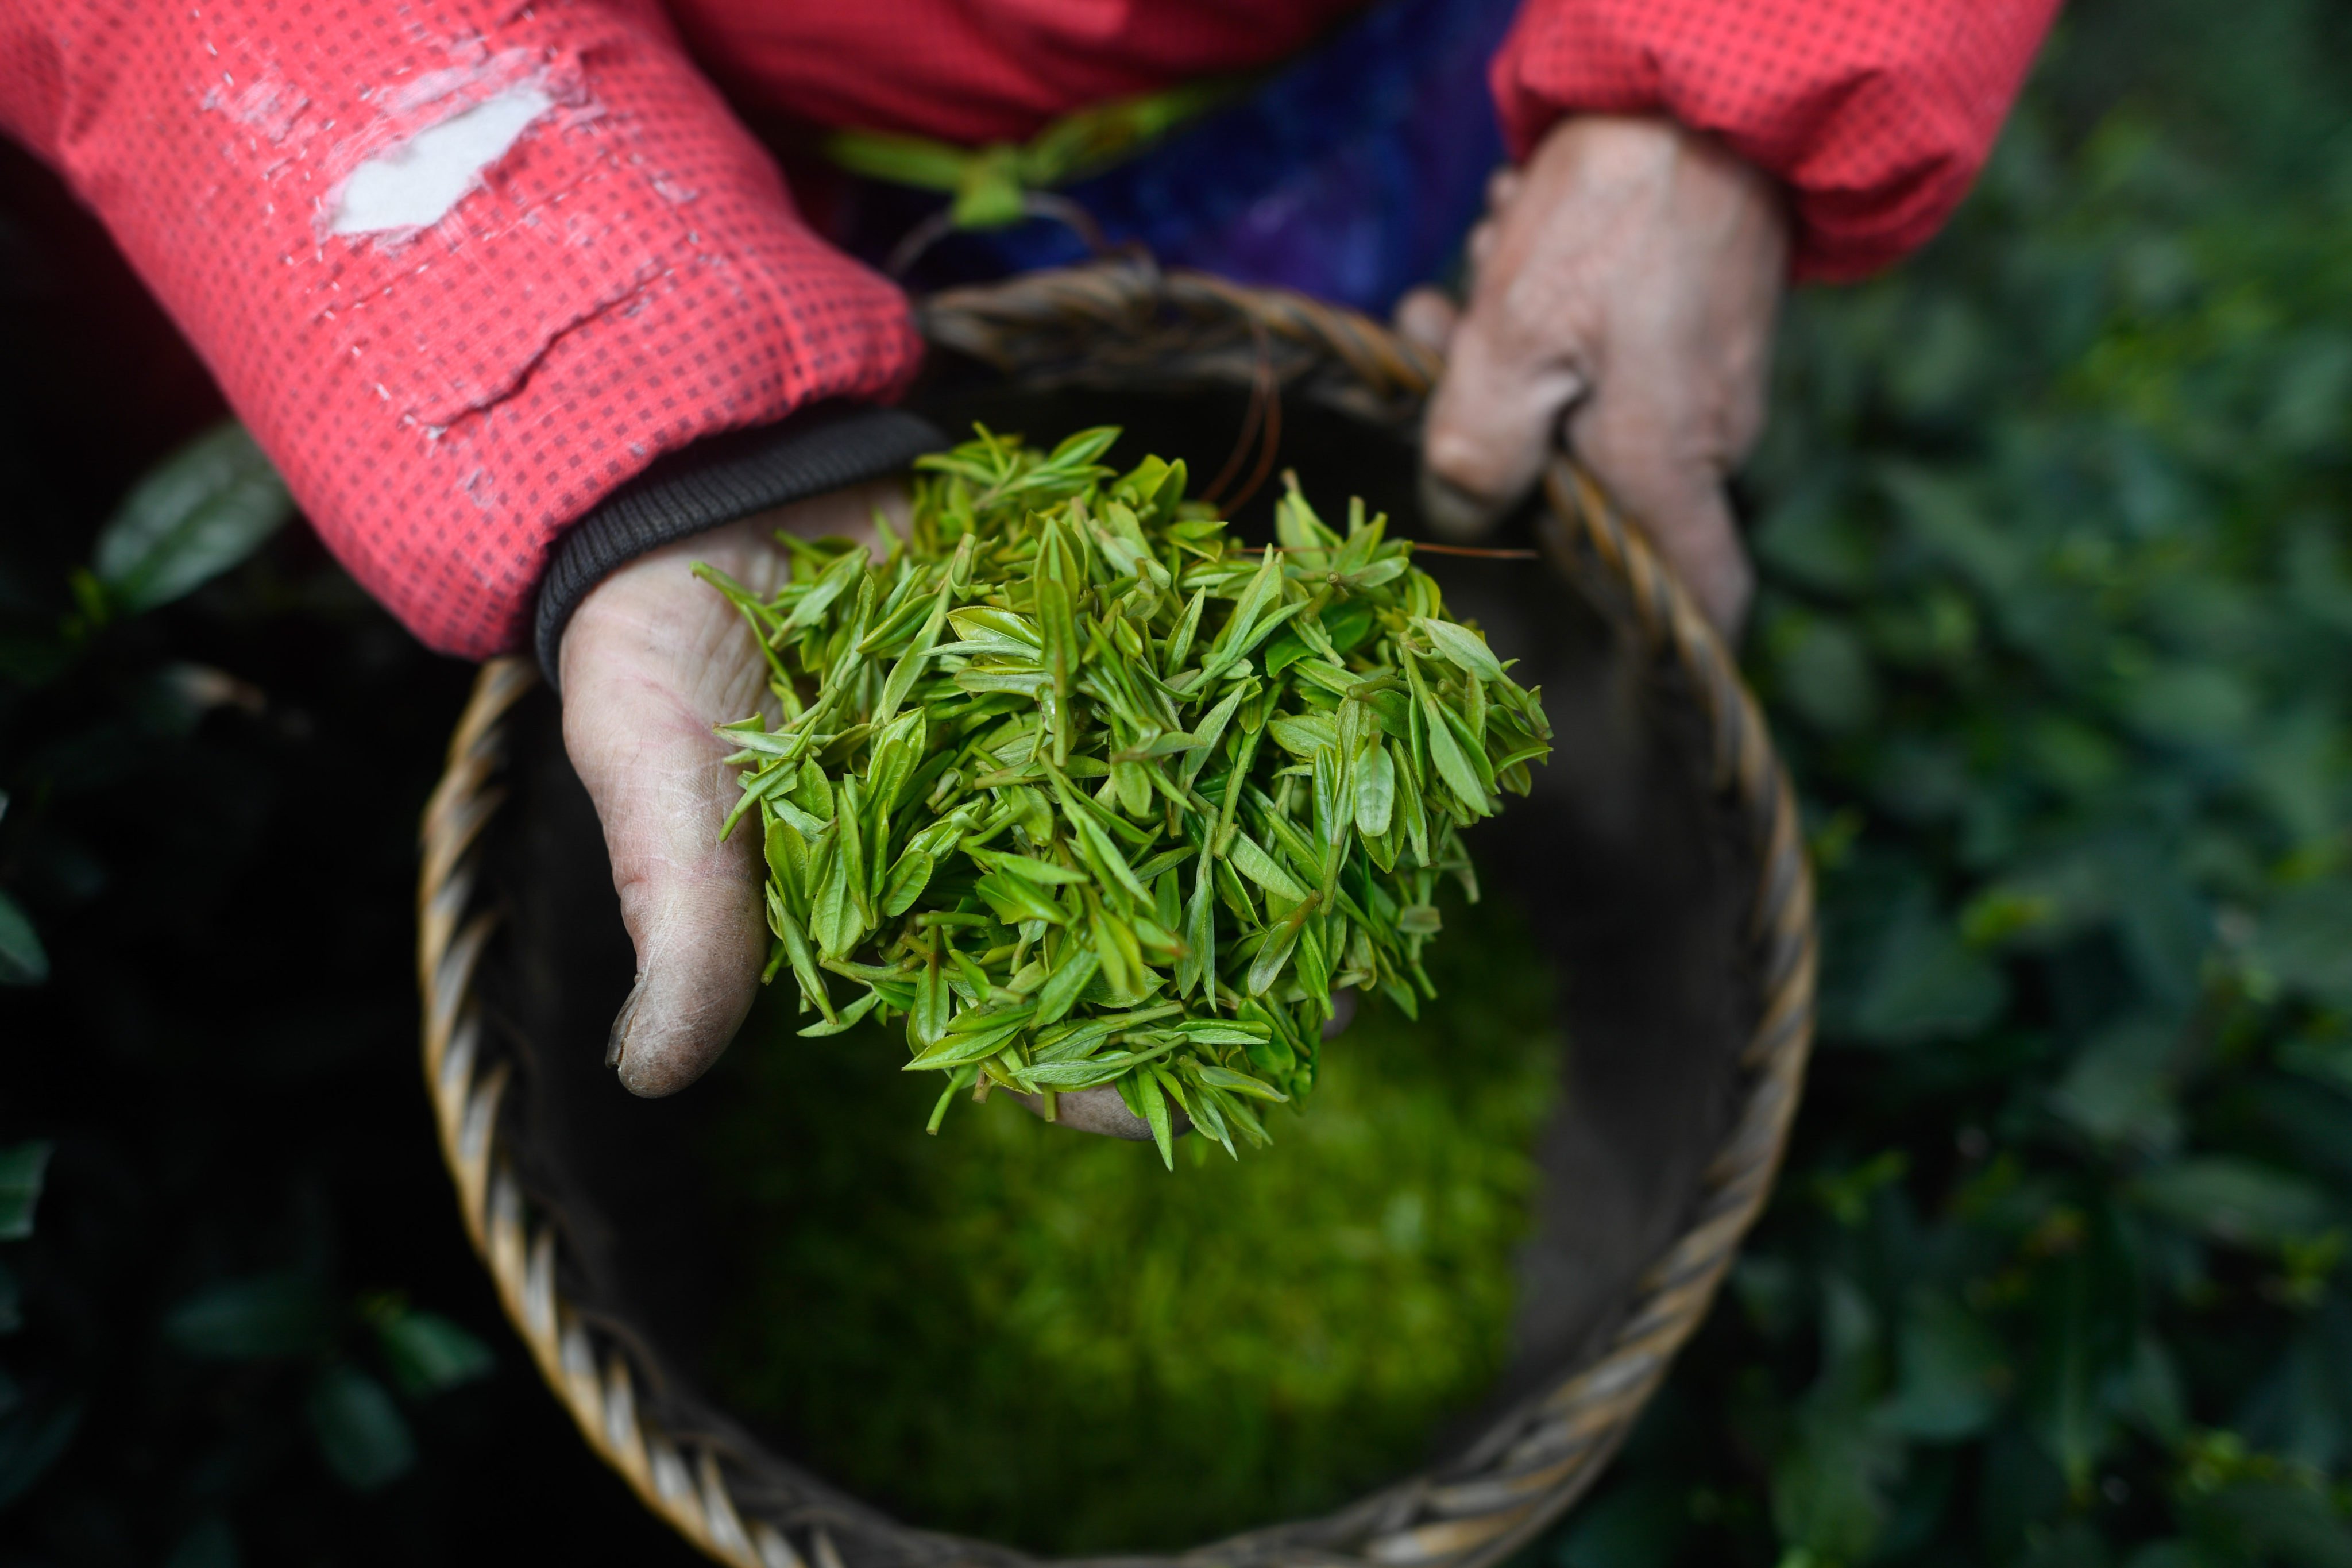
[1011, 994, 1353, 1140]
[1565, 389, 1754, 635]
[1323, 986, 1357, 1040]
[563, 482, 910, 1095]
[1485, 165, 1525, 214]
[1628, 476, 1751, 636]
[1466, 215, 1501, 275]
[1009, 1086, 1187, 1141]
[1393, 287, 1460, 355]
[561, 532, 785, 1096]
[768, 480, 910, 558]
[1420, 282, 1588, 538]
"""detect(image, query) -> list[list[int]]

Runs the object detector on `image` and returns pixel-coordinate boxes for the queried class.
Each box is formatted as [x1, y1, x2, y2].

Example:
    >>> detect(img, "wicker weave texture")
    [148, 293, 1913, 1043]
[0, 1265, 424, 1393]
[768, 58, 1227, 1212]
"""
[416, 264, 1816, 1568]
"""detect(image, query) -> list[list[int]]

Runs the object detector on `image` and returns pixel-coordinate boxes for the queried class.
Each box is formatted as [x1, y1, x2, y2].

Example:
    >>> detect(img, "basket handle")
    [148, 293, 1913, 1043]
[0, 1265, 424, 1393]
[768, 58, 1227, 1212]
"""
[883, 191, 1127, 281]
[914, 260, 1721, 659]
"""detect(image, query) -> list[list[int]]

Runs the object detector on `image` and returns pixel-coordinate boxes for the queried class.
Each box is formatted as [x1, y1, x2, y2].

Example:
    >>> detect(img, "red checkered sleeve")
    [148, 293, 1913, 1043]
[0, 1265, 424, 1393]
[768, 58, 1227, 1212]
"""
[1490, 0, 2063, 281]
[0, 0, 920, 656]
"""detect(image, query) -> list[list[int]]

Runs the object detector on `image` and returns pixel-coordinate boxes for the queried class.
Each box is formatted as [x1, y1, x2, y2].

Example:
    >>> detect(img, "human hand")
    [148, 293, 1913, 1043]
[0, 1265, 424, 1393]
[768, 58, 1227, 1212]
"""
[1402, 115, 1789, 635]
[561, 482, 905, 1097]
[559, 481, 1165, 1138]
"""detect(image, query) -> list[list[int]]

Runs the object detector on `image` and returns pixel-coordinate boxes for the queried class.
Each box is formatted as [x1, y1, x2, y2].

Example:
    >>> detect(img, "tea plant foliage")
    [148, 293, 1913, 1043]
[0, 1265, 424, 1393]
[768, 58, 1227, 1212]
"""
[1552, 4, 2352, 1565]
[87, 420, 291, 619]
[0, 395, 529, 1559]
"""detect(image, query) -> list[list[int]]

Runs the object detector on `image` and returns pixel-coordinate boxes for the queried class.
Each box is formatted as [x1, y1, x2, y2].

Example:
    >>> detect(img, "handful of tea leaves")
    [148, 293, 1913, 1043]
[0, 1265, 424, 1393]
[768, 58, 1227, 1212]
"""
[700, 427, 1550, 1167]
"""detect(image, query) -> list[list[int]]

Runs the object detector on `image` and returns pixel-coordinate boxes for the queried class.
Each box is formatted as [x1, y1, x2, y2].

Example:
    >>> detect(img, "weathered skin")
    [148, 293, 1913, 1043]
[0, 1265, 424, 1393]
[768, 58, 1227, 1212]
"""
[1010, 1088, 1172, 1141]
[1407, 115, 1789, 637]
[561, 482, 907, 1097]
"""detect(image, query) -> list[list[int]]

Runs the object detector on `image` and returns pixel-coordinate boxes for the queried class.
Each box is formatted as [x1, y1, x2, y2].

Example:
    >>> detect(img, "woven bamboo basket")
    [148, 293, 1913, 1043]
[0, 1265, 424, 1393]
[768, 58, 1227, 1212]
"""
[416, 262, 1816, 1568]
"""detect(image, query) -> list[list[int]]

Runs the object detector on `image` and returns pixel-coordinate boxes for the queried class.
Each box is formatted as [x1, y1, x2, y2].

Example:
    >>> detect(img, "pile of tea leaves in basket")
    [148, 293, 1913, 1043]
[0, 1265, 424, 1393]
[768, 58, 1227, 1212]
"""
[700, 426, 1551, 1164]
[702, 884, 1562, 1555]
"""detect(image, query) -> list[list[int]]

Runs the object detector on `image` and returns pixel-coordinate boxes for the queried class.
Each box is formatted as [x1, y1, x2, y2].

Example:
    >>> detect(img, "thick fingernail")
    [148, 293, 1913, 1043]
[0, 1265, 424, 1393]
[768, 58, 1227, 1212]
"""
[1393, 289, 1459, 354]
[605, 979, 644, 1070]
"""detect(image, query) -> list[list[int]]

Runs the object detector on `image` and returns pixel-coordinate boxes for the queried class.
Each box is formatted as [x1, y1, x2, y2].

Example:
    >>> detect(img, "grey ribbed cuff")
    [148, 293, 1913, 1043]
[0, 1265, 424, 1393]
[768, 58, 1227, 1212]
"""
[533, 403, 947, 689]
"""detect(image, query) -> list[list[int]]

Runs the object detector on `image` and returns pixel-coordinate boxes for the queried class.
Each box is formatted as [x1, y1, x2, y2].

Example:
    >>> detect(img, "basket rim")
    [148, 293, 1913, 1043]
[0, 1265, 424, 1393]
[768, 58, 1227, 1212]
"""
[414, 261, 1817, 1568]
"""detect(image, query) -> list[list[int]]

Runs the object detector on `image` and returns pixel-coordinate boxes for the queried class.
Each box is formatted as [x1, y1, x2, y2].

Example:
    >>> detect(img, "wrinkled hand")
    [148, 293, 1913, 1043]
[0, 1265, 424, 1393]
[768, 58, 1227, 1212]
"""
[1403, 115, 1789, 635]
[559, 483, 1166, 1136]
[561, 483, 903, 1098]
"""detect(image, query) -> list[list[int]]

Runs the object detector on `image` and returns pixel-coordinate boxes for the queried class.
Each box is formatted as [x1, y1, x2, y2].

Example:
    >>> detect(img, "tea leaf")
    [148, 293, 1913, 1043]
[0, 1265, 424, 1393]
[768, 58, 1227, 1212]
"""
[0, 891, 45, 987]
[167, 1271, 334, 1360]
[1136, 1069, 1176, 1171]
[1355, 741, 1395, 838]
[1414, 617, 1506, 683]
[94, 422, 293, 615]
[307, 1364, 415, 1492]
[1227, 830, 1311, 903]
[373, 1309, 494, 1398]
[0, 1143, 53, 1241]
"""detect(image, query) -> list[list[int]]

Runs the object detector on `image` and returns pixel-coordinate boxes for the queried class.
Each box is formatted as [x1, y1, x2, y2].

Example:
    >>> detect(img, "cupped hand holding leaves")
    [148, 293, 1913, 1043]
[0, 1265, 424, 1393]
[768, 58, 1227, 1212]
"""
[558, 482, 1161, 1137]
[1403, 114, 1790, 635]
[559, 483, 904, 1100]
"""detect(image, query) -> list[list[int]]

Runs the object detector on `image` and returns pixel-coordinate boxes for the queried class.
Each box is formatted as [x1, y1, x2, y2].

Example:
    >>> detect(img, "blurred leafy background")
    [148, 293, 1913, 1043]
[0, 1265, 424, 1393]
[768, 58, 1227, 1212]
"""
[8, 0, 2352, 1561]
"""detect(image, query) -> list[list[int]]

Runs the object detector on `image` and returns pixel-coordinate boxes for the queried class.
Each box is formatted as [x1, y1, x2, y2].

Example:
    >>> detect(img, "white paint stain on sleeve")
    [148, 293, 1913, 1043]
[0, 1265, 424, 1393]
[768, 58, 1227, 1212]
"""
[329, 86, 552, 235]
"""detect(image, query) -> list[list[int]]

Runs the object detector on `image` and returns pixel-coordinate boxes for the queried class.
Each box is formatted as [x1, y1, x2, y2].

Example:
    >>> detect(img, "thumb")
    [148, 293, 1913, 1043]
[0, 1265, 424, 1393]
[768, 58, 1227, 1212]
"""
[559, 533, 778, 1097]
[1419, 288, 1587, 539]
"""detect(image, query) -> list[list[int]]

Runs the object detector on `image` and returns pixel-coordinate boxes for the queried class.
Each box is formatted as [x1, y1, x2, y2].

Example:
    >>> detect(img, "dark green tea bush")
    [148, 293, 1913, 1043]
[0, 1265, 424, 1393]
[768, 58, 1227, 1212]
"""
[1555, 5, 2352, 1565]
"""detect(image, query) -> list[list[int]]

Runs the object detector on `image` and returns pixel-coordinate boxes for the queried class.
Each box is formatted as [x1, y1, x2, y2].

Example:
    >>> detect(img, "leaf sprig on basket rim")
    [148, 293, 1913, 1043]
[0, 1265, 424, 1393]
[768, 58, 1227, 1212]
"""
[697, 426, 1552, 1167]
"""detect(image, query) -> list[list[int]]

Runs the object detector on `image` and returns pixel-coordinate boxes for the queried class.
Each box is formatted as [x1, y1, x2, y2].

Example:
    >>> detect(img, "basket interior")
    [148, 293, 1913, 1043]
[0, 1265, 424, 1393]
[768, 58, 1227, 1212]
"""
[470, 379, 1758, 1554]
